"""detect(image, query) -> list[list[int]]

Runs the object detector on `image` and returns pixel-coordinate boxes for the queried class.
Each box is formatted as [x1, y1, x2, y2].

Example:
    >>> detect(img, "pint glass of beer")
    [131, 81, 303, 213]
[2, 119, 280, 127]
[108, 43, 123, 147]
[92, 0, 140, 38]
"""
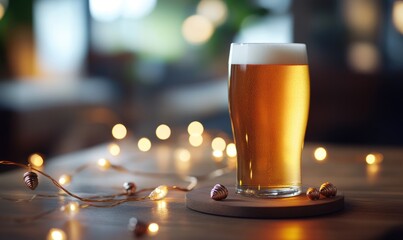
[228, 43, 309, 198]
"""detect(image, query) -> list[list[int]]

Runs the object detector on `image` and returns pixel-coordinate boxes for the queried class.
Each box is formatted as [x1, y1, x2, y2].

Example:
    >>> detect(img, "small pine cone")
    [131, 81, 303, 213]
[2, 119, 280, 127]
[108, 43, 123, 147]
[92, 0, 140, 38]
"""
[210, 184, 228, 201]
[23, 171, 38, 190]
[319, 182, 337, 198]
[306, 187, 320, 200]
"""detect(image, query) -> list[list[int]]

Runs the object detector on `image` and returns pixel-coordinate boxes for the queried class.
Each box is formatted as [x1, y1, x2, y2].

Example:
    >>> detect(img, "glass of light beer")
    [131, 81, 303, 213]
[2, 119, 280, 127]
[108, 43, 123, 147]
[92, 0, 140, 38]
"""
[228, 43, 310, 198]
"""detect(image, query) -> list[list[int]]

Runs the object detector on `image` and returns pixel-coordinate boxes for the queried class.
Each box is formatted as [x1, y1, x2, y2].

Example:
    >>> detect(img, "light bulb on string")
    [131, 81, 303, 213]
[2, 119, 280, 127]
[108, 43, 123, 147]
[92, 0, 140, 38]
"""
[148, 185, 168, 200]
[47, 228, 67, 240]
[97, 158, 111, 170]
[28, 153, 44, 168]
[58, 174, 72, 186]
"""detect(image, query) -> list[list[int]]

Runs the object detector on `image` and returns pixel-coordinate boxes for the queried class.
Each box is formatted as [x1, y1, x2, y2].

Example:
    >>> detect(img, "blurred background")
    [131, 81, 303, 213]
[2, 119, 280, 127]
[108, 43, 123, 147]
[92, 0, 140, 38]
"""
[0, 0, 403, 165]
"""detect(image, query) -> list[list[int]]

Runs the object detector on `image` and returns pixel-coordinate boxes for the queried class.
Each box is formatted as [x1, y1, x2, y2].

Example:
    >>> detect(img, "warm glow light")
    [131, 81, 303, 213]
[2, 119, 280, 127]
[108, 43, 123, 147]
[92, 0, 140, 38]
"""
[29, 153, 44, 167]
[138, 137, 152, 152]
[314, 147, 327, 161]
[347, 42, 379, 73]
[58, 174, 72, 186]
[182, 15, 214, 45]
[187, 121, 204, 136]
[60, 201, 80, 216]
[343, 0, 378, 35]
[156, 124, 171, 140]
[47, 228, 67, 240]
[97, 158, 111, 170]
[149, 185, 168, 200]
[197, 0, 228, 26]
[0, 4, 5, 20]
[189, 135, 203, 147]
[174, 148, 191, 162]
[211, 137, 226, 151]
[212, 150, 223, 158]
[112, 123, 127, 140]
[108, 143, 121, 156]
[148, 223, 159, 235]
[226, 143, 237, 157]
[366, 153, 383, 165]
[393, 1, 403, 34]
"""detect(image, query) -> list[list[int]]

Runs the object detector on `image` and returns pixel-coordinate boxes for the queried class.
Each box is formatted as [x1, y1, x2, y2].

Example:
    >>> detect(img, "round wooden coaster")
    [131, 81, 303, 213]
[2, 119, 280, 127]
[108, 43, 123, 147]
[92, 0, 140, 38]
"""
[186, 186, 344, 218]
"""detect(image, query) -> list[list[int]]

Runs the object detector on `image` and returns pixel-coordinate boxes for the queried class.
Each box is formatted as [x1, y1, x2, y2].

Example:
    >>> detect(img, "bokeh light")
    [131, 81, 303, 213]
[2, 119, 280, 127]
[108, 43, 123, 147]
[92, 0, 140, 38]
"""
[314, 147, 327, 161]
[29, 153, 44, 167]
[58, 174, 72, 186]
[156, 124, 171, 140]
[60, 201, 80, 216]
[212, 150, 223, 158]
[148, 223, 159, 235]
[196, 0, 228, 26]
[138, 137, 152, 152]
[174, 148, 191, 162]
[182, 15, 214, 45]
[47, 228, 67, 240]
[393, 1, 403, 34]
[0, 3, 5, 21]
[97, 158, 111, 170]
[211, 137, 226, 151]
[366, 153, 383, 165]
[112, 123, 127, 140]
[347, 42, 380, 73]
[187, 121, 204, 136]
[108, 143, 121, 156]
[226, 143, 237, 158]
[189, 135, 203, 147]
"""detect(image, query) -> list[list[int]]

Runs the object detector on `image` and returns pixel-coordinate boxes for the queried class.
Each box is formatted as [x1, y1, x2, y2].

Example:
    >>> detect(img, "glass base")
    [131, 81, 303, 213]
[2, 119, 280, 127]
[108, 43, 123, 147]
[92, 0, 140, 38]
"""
[236, 186, 301, 198]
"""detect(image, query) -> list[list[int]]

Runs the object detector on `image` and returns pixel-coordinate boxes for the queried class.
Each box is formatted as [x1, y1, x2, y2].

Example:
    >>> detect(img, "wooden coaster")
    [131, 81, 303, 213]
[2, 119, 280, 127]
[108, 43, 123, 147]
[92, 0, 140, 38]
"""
[186, 186, 344, 218]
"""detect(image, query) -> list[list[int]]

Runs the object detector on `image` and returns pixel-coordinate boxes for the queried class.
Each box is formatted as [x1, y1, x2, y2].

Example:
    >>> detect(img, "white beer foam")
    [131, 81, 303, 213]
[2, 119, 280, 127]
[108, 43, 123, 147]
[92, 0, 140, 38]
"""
[229, 43, 307, 65]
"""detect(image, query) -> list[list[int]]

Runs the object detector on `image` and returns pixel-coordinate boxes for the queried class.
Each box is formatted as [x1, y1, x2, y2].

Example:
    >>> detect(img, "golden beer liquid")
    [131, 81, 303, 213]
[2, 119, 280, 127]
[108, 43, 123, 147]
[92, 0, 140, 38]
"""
[229, 64, 310, 195]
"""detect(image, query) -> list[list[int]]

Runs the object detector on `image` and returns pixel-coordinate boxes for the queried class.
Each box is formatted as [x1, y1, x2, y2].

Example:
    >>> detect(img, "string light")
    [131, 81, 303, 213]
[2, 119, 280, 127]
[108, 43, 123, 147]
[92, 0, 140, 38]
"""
[58, 174, 72, 186]
[138, 137, 152, 152]
[112, 123, 127, 140]
[0, 122, 238, 224]
[97, 158, 111, 170]
[47, 228, 67, 240]
[148, 223, 159, 235]
[226, 143, 237, 158]
[156, 124, 171, 140]
[108, 143, 121, 156]
[366, 153, 383, 165]
[314, 147, 327, 161]
[28, 153, 44, 168]
[148, 185, 168, 200]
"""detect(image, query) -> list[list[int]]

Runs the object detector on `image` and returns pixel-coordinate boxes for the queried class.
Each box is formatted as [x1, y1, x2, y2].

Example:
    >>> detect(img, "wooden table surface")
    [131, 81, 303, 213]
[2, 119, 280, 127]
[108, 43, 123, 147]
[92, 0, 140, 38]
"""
[0, 140, 402, 240]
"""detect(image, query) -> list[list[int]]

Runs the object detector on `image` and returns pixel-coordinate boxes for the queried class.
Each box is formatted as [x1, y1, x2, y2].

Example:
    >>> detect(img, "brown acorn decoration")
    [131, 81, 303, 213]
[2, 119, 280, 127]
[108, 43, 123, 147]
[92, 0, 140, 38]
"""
[210, 184, 228, 201]
[23, 171, 38, 190]
[306, 187, 320, 200]
[319, 182, 337, 198]
[128, 218, 148, 237]
[123, 182, 137, 195]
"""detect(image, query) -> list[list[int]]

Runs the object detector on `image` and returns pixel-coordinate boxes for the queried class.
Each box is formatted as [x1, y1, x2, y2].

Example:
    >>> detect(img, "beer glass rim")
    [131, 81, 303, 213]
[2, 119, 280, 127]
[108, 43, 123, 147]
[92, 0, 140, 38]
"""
[229, 43, 307, 65]
[230, 42, 306, 46]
